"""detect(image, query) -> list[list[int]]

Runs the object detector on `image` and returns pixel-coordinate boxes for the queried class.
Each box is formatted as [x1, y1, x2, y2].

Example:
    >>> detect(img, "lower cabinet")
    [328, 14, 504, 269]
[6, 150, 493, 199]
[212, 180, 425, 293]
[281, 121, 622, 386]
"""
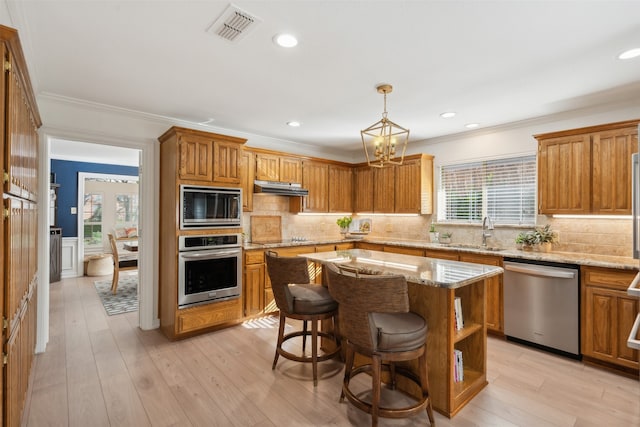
[177, 298, 242, 335]
[581, 266, 639, 372]
[244, 251, 265, 317]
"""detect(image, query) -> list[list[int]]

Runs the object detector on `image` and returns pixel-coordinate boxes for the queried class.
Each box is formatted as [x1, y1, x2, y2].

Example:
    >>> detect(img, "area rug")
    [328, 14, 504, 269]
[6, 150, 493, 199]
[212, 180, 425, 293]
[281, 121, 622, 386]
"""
[94, 274, 138, 316]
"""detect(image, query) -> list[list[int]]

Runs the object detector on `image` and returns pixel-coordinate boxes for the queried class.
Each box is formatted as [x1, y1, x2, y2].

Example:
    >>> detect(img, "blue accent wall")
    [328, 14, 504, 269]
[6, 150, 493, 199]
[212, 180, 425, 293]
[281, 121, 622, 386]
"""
[51, 160, 139, 237]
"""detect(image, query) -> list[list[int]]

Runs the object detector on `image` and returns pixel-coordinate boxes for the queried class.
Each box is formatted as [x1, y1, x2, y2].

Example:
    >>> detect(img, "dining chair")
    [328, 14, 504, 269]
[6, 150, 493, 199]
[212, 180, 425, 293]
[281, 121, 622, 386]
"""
[265, 251, 341, 386]
[107, 233, 138, 294]
[325, 263, 434, 427]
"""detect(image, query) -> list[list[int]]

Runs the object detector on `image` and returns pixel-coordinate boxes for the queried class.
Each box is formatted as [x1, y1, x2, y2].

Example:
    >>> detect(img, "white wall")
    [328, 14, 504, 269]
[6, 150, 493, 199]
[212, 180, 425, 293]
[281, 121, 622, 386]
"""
[1, 0, 12, 26]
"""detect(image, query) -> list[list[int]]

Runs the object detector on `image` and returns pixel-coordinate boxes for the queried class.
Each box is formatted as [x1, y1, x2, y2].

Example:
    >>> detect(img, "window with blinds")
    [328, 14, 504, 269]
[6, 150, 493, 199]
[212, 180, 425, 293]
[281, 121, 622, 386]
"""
[438, 155, 536, 225]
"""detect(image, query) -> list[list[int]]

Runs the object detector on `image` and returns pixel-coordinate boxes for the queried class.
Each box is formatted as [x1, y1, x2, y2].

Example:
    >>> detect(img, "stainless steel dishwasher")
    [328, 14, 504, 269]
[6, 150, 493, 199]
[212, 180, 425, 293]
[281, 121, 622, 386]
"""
[503, 258, 580, 358]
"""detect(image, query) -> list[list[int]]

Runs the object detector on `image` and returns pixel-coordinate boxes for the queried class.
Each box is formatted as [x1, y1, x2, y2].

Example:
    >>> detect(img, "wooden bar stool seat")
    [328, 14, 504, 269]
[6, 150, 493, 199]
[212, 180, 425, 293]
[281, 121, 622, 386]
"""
[265, 251, 341, 386]
[325, 263, 435, 427]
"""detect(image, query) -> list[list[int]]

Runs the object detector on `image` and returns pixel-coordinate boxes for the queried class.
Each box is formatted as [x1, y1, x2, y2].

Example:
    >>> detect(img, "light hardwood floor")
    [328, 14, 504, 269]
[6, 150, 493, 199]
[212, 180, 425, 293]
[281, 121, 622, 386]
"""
[24, 274, 639, 426]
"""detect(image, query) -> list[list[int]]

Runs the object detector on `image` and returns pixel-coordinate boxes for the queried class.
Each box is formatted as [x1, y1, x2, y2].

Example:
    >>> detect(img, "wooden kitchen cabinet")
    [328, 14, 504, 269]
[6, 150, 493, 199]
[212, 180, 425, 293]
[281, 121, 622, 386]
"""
[581, 266, 639, 373]
[293, 160, 329, 213]
[535, 120, 639, 215]
[425, 249, 460, 261]
[158, 126, 246, 340]
[255, 152, 302, 183]
[1, 25, 42, 427]
[328, 164, 353, 212]
[353, 166, 374, 212]
[373, 165, 395, 212]
[162, 126, 246, 184]
[239, 148, 254, 211]
[384, 245, 424, 257]
[394, 155, 434, 214]
[244, 250, 265, 317]
[459, 253, 503, 335]
[353, 154, 434, 214]
[178, 133, 215, 181]
[591, 126, 638, 214]
[213, 139, 242, 184]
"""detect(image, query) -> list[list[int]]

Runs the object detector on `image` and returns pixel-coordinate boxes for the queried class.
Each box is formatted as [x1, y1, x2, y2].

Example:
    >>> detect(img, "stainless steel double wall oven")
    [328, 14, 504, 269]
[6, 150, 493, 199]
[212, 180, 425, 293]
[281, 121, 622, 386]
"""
[177, 185, 243, 308]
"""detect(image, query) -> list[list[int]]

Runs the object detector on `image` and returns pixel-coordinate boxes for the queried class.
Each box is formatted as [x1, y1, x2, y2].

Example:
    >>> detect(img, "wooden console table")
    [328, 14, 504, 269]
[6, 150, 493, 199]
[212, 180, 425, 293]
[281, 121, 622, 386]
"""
[300, 249, 503, 418]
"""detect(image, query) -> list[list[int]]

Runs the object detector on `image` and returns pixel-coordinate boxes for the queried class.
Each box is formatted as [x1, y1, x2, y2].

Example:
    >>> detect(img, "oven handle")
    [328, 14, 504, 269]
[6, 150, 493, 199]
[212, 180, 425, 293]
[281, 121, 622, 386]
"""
[180, 249, 240, 260]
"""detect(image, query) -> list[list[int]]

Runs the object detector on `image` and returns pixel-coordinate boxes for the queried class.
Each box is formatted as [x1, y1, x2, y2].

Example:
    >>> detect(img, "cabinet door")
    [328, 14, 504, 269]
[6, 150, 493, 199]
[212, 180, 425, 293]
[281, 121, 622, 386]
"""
[244, 263, 265, 316]
[213, 140, 241, 184]
[537, 135, 590, 214]
[178, 134, 214, 181]
[592, 127, 638, 214]
[459, 253, 503, 334]
[395, 159, 421, 213]
[373, 166, 395, 212]
[239, 149, 254, 212]
[255, 154, 280, 181]
[329, 165, 353, 212]
[301, 161, 329, 212]
[280, 157, 302, 183]
[583, 286, 639, 370]
[353, 166, 374, 213]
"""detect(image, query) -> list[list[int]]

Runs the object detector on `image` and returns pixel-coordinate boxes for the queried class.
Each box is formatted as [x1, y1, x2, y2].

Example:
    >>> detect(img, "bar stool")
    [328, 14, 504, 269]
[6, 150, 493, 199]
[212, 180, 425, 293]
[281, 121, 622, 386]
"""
[325, 263, 435, 427]
[265, 251, 341, 386]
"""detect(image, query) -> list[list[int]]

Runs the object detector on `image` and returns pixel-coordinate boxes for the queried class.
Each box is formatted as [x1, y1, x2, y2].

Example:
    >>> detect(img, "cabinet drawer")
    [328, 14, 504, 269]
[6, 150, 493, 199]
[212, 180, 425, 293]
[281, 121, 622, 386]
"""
[425, 249, 459, 261]
[335, 242, 355, 251]
[244, 250, 264, 265]
[384, 245, 424, 257]
[582, 266, 637, 291]
[177, 299, 241, 334]
[315, 244, 337, 253]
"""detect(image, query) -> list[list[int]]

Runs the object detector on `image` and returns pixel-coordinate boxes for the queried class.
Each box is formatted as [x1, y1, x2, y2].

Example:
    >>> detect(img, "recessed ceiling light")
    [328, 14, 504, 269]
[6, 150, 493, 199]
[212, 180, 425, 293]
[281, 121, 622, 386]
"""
[440, 112, 456, 119]
[465, 123, 480, 129]
[287, 121, 301, 127]
[618, 48, 640, 60]
[273, 33, 298, 48]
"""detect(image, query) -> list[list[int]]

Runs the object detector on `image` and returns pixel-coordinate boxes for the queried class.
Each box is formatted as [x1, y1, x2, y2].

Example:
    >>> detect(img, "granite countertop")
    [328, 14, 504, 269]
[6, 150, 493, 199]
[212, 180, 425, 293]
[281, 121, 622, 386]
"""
[243, 237, 639, 271]
[369, 238, 639, 271]
[300, 249, 503, 289]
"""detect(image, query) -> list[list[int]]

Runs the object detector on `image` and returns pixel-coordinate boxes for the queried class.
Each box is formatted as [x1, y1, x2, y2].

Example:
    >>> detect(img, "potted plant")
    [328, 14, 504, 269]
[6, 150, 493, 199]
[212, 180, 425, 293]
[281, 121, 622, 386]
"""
[533, 224, 558, 252]
[336, 216, 353, 234]
[439, 232, 452, 245]
[429, 223, 438, 243]
[515, 231, 536, 250]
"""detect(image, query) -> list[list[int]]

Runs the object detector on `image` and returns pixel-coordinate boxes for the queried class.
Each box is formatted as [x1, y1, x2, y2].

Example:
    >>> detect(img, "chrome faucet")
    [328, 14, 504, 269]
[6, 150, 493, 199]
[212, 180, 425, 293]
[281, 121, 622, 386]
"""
[482, 216, 494, 246]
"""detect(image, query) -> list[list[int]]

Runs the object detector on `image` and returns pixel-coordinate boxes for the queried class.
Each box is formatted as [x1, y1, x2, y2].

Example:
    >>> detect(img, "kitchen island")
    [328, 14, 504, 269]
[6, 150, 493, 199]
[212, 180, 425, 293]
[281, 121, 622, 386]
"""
[300, 249, 503, 418]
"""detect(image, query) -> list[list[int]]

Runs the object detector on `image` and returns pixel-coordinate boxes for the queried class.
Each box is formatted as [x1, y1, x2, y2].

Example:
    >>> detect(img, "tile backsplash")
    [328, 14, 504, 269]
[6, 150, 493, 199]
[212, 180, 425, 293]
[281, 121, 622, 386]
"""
[244, 195, 633, 257]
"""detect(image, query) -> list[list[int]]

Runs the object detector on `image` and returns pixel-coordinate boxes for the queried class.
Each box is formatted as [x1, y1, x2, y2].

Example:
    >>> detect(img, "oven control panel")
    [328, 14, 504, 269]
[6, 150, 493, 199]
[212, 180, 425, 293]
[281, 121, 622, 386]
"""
[179, 234, 241, 251]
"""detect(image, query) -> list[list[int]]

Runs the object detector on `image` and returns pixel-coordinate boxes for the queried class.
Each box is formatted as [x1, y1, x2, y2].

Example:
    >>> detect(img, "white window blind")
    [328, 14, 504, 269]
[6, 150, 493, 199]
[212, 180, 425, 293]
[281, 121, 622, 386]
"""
[438, 155, 536, 225]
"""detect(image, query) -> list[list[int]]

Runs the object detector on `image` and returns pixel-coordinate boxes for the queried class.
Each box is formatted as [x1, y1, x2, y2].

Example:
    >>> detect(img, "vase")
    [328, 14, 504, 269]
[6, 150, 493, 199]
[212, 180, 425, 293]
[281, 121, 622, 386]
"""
[537, 242, 552, 253]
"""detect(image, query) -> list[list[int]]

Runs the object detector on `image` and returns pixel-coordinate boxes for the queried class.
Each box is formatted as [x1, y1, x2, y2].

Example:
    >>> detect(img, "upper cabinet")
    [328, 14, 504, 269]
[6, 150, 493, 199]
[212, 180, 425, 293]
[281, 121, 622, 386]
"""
[298, 160, 329, 212]
[159, 126, 247, 185]
[536, 120, 639, 215]
[255, 152, 302, 183]
[328, 164, 353, 212]
[239, 148, 254, 212]
[353, 154, 434, 214]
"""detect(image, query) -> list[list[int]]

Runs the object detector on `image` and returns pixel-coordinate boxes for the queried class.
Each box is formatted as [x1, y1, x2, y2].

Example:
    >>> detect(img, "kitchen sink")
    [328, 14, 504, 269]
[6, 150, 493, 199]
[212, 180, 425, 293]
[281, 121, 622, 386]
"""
[444, 243, 505, 252]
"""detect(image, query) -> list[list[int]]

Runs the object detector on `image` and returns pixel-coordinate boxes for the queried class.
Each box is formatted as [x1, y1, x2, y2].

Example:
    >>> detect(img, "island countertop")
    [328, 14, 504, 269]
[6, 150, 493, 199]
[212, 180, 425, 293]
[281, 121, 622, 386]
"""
[300, 249, 503, 289]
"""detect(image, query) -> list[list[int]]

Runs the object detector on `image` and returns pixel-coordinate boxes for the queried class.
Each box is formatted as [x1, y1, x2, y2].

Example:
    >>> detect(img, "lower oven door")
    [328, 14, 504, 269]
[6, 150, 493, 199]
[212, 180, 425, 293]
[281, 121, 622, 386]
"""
[178, 248, 242, 308]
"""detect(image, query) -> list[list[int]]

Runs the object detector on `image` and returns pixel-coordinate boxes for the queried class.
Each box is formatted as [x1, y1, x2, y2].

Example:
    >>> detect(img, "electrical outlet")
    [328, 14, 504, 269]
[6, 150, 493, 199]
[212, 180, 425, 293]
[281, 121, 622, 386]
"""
[385, 223, 393, 232]
[555, 230, 560, 243]
[70, 207, 77, 214]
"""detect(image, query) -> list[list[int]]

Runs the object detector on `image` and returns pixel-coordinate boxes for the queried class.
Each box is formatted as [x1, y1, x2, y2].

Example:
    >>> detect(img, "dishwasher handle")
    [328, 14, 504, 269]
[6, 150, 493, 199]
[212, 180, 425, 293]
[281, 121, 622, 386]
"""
[504, 263, 576, 279]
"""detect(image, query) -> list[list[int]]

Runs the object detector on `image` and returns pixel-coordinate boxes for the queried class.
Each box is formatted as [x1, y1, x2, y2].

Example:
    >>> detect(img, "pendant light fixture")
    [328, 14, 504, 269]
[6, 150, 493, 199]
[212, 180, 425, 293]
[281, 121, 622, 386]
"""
[360, 84, 409, 168]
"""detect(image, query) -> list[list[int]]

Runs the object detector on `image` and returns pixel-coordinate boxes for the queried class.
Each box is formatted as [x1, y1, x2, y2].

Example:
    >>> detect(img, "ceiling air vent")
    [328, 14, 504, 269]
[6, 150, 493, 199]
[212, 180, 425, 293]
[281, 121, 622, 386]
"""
[207, 4, 262, 43]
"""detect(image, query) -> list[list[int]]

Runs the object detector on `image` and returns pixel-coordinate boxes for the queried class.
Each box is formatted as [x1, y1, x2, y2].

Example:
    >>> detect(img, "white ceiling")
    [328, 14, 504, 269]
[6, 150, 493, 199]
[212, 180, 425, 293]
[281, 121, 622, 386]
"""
[11, 1, 640, 156]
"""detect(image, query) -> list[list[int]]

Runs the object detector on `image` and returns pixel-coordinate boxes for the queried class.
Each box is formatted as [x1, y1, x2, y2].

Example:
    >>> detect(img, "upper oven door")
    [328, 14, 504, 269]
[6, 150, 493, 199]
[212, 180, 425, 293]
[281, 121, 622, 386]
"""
[180, 185, 242, 229]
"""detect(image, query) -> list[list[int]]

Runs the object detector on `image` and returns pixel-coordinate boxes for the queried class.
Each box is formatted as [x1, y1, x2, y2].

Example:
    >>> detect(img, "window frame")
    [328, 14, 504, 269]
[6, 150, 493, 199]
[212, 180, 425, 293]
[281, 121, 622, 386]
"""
[437, 154, 537, 226]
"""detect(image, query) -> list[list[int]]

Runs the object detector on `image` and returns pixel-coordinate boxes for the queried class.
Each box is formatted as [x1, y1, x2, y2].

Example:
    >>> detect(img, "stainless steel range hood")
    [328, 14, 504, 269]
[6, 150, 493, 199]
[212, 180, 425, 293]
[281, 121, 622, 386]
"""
[254, 180, 309, 196]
